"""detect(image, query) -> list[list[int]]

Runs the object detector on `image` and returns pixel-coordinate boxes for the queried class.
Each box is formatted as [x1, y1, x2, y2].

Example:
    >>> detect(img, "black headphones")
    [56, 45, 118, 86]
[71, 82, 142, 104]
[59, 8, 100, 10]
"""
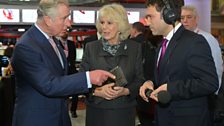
[162, 0, 178, 25]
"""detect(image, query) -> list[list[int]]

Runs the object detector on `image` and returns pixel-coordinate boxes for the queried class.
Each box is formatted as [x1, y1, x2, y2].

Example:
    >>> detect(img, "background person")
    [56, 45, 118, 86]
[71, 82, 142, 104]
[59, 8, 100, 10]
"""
[80, 3, 144, 126]
[0, 44, 15, 126]
[139, 0, 218, 126]
[181, 5, 223, 95]
[129, 21, 146, 43]
[129, 21, 157, 126]
[3, 44, 15, 76]
[58, 31, 79, 118]
[11, 0, 114, 126]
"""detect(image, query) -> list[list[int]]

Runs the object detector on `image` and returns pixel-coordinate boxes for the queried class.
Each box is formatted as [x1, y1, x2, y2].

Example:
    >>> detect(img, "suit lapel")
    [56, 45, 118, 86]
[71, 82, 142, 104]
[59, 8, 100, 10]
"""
[156, 26, 185, 85]
[29, 26, 66, 73]
[163, 26, 185, 67]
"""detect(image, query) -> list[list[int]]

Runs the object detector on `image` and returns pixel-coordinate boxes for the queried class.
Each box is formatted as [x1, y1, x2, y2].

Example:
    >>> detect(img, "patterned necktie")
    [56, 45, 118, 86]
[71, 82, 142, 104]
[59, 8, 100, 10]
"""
[49, 37, 64, 68]
[63, 41, 69, 58]
[158, 38, 168, 69]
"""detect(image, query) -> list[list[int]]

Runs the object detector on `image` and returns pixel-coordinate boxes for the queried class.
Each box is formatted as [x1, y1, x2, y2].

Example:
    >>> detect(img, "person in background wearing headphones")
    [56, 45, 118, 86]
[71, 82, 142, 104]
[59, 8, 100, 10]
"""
[139, 0, 218, 126]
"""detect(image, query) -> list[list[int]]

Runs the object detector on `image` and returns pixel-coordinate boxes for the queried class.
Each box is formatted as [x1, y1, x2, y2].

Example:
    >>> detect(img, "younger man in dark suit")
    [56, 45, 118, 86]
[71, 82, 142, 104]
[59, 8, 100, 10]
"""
[139, 0, 218, 126]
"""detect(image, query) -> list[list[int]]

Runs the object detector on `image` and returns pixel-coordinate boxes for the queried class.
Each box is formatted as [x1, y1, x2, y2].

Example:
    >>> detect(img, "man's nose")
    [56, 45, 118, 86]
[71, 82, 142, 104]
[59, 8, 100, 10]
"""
[66, 18, 72, 27]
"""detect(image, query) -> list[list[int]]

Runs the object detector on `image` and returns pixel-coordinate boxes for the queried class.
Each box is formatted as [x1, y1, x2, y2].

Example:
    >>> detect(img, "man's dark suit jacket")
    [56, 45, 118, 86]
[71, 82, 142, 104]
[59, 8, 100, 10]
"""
[130, 33, 156, 80]
[11, 25, 89, 126]
[154, 25, 219, 126]
[130, 33, 145, 44]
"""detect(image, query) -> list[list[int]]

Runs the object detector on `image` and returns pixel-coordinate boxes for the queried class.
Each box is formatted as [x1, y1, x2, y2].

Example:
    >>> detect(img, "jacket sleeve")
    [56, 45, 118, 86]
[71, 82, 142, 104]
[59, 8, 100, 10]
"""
[12, 43, 88, 97]
[168, 36, 219, 100]
[126, 43, 145, 100]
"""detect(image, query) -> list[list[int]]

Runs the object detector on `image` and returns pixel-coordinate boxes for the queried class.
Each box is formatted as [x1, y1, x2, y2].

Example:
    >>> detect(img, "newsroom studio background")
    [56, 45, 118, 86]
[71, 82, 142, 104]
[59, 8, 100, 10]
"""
[0, 0, 224, 126]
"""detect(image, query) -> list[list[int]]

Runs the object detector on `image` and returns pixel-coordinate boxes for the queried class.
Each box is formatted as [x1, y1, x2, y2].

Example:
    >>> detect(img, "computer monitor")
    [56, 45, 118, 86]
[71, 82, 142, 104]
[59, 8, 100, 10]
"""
[22, 9, 37, 23]
[0, 9, 20, 23]
[73, 10, 95, 24]
[76, 48, 84, 62]
[127, 11, 140, 24]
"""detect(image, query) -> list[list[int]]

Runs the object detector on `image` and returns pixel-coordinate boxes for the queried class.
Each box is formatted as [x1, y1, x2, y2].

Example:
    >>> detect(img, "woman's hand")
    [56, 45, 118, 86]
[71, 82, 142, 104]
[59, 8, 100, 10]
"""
[112, 86, 130, 99]
[94, 83, 117, 100]
[94, 84, 130, 100]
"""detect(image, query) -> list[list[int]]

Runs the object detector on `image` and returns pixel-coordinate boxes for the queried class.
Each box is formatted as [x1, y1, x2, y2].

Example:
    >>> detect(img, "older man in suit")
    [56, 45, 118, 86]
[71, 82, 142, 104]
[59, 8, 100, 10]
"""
[139, 0, 218, 126]
[11, 0, 114, 126]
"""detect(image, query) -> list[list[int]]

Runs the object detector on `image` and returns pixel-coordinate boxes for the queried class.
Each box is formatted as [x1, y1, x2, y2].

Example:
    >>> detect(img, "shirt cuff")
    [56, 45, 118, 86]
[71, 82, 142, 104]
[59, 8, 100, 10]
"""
[86, 71, 92, 88]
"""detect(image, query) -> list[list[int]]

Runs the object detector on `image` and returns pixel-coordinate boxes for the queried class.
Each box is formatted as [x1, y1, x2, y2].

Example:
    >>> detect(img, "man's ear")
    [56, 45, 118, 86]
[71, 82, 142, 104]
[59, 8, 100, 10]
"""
[43, 16, 52, 26]
[133, 29, 138, 36]
[196, 16, 199, 23]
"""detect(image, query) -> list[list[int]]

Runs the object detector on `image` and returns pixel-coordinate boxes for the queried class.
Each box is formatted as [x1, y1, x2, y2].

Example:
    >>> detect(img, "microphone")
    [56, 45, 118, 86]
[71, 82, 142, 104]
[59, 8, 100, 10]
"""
[157, 91, 171, 104]
[145, 89, 153, 97]
[145, 89, 171, 104]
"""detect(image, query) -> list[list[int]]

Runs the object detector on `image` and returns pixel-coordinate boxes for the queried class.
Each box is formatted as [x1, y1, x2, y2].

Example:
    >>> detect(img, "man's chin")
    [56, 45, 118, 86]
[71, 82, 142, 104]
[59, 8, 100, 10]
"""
[183, 26, 190, 30]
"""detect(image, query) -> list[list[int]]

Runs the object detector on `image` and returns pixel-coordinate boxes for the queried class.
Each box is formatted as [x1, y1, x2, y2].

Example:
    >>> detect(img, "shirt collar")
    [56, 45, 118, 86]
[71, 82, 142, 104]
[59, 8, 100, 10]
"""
[194, 27, 200, 33]
[34, 23, 50, 40]
[165, 23, 182, 41]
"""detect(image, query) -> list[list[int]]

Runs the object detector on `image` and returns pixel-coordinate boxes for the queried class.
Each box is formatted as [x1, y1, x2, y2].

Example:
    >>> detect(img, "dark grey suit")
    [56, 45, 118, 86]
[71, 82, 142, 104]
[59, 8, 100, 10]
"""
[154, 25, 219, 126]
[80, 39, 144, 126]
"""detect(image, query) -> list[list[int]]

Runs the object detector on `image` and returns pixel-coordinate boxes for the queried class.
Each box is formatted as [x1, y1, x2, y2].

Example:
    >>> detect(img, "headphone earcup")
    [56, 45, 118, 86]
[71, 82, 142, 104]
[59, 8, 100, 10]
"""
[162, 6, 177, 24]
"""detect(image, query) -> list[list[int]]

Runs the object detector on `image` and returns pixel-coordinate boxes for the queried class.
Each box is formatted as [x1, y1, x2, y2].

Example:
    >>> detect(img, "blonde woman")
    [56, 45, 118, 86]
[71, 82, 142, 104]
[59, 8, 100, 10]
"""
[80, 3, 144, 126]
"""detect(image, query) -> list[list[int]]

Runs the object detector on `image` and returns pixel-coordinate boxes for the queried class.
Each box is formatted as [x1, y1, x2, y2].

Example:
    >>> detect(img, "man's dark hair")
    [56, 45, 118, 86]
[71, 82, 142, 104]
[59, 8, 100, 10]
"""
[145, 0, 184, 21]
[132, 22, 145, 33]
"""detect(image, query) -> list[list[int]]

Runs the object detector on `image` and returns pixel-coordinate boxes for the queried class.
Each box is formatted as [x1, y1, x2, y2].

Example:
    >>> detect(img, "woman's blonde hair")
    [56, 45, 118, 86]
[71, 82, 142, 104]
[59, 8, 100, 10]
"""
[96, 3, 131, 41]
